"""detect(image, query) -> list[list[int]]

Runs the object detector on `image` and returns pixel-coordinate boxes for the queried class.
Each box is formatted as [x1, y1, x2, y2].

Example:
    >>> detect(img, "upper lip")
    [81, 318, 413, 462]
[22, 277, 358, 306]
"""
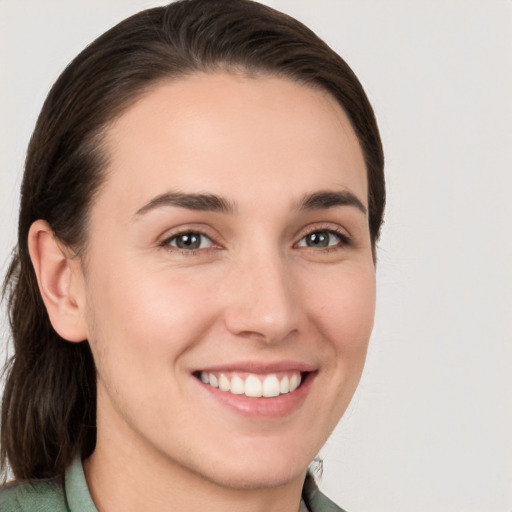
[192, 360, 317, 374]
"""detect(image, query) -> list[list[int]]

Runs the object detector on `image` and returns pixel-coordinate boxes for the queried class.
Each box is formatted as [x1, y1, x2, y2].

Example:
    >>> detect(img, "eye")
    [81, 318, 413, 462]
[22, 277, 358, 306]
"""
[296, 229, 347, 249]
[165, 231, 214, 250]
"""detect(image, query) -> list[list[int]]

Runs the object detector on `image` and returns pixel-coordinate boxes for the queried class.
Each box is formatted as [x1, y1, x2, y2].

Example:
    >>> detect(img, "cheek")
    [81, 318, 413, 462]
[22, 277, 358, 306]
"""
[304, 264, 376, 358]
[83, 262, 218, 384]
[296, 264, 375, 437]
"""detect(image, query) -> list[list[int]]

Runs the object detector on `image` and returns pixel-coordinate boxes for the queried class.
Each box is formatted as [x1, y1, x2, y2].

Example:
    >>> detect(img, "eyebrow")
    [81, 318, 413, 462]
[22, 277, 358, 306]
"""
[298, 190, 367, 215]
[134, 189, 366, 218]
[135, 192, 235, 216]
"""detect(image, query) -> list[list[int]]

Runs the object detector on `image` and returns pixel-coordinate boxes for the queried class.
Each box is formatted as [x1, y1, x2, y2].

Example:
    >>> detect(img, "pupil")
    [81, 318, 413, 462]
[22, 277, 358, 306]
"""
[307, 231, 328, 247]
[177, 233, 200, 249]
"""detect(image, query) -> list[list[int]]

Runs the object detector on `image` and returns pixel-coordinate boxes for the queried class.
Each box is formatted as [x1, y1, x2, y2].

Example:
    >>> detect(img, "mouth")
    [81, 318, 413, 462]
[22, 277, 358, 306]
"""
[194, 370, 307, 398]
[192, 362, 317, 417]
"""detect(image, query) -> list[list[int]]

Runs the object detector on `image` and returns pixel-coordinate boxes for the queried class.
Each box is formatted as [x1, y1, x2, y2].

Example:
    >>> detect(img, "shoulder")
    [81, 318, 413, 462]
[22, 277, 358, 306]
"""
[0, 477, 67, 512]
[303, 473, 349, 512]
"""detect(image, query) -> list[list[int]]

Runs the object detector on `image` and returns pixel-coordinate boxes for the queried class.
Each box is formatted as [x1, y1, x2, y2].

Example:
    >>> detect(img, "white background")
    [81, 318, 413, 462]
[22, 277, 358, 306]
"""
[1, 1, 511, 511]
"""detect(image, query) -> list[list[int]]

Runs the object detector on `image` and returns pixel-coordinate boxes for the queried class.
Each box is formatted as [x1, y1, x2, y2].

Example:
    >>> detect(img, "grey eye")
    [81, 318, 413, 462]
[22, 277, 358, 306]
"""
[169, 232, 211, 250]
[298, 230, 342, 248]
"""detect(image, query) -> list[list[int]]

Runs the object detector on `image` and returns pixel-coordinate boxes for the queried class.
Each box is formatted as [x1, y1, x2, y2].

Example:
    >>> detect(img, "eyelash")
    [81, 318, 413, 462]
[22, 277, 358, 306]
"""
[160, 226, 350, 255]
[295, 226, 351, 251]
[160, 231, 217, 255]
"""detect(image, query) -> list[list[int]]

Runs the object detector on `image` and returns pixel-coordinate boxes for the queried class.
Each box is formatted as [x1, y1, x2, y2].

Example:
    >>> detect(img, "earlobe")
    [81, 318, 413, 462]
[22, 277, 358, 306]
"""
[28, 219, 88, 343]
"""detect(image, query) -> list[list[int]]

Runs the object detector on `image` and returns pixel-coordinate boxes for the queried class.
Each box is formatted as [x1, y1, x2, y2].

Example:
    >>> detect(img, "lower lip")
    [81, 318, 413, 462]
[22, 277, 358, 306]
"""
[196, 372, 316, 418]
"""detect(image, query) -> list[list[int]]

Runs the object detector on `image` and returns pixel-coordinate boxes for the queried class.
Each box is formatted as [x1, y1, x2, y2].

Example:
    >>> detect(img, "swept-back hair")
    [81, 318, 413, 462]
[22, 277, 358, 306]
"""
[1, 0, 384, 480]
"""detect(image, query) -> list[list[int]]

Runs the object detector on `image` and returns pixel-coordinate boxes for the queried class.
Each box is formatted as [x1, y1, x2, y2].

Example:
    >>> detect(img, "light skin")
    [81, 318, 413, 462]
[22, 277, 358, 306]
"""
[29, 72, 376, 512]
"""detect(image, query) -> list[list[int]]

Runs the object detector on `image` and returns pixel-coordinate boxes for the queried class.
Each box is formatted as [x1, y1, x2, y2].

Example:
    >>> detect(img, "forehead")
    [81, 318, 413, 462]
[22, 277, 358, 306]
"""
[100, 72, 367, 213]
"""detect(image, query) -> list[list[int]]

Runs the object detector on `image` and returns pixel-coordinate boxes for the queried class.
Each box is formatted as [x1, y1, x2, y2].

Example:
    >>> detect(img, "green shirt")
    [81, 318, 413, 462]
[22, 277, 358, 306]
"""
[0, 458, 346, 512]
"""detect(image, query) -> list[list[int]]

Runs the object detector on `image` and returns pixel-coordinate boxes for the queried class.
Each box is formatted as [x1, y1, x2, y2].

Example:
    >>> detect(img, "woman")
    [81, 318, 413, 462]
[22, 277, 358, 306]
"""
[0, 0, 384, 510]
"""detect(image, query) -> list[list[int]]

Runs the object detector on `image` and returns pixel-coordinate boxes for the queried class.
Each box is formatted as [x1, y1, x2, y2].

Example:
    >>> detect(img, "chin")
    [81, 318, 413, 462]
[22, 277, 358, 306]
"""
[203, 463, 307, 491]
[185, 444, 313, 491]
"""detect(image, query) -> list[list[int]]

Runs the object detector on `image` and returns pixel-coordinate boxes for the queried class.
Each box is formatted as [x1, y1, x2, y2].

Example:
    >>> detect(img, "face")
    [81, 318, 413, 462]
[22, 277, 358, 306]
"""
[76, 72, 375, 490]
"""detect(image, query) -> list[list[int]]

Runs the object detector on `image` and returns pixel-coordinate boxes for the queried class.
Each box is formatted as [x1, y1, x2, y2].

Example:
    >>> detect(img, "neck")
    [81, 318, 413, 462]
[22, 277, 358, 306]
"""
[84, 406, 307, 512]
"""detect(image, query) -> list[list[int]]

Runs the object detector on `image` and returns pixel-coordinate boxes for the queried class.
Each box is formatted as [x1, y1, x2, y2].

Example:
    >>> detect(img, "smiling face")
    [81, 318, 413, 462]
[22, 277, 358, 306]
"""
[75, 72, 375, 493]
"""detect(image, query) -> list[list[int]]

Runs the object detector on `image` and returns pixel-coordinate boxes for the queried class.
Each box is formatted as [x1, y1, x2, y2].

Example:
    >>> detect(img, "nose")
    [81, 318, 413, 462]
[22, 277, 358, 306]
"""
[222, 249, 300, 344]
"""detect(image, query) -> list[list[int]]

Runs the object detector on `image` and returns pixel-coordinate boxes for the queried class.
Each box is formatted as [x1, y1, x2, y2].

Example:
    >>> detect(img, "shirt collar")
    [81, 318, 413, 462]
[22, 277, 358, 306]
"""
[65, 457, 98, 512]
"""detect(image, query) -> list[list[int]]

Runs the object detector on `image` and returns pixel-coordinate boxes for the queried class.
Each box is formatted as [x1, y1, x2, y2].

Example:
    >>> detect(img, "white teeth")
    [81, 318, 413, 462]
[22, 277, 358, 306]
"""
[218, 374, 230, 391]
[262, 375, 280, 397]
[199, 371, 303, 398]
[289, 374, 300, 392]
[280, 376, 290, 394]
[230, 375, 245, 395]
[245, 375, 263, 397]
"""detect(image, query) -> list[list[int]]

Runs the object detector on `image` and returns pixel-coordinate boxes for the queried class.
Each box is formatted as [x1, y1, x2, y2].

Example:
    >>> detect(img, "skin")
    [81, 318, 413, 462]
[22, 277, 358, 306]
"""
[30, 72, 375, 512]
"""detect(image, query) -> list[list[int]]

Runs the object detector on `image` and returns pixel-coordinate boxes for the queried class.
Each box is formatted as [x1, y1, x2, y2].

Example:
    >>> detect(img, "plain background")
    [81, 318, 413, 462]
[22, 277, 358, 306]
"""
[1, 1, 511, 511]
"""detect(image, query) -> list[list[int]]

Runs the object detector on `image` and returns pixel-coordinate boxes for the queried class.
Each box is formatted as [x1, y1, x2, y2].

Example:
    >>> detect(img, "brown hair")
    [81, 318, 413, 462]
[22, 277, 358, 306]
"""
[1, 0, 384, 480]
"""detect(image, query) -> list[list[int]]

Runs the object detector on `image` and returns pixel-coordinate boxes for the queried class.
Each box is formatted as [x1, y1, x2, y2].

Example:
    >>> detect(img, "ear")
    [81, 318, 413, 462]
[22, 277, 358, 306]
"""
[28, 219, 88, 342]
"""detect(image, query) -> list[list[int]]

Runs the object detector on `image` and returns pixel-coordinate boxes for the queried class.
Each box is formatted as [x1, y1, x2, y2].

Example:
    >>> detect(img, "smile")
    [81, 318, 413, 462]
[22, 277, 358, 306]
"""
[197, 371, 303, 398]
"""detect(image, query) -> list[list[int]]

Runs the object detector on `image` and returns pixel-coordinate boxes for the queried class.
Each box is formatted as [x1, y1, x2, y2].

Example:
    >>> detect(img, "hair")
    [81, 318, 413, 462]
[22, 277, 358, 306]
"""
[1, 0, 384, 481]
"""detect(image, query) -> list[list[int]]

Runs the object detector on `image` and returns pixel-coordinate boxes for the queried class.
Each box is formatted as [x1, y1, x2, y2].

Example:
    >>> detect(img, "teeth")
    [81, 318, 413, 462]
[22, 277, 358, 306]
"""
[198, 371, 303, 398]
[290, 374, 300, 392]
[245, 375, 263, 397]
[218, 374, 230, 391]
[262, 375, 280, 397]
[230, 376, 245, 395]
[279, 376, 290, 394]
